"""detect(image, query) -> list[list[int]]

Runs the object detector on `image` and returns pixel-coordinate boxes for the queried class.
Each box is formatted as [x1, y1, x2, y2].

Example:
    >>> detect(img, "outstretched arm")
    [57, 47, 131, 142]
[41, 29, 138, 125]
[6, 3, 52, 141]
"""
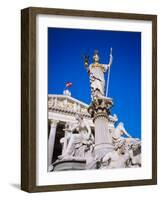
[83, 55, 89, 69]
[122, 129, 132, 138]
[107, 48, 113, 68]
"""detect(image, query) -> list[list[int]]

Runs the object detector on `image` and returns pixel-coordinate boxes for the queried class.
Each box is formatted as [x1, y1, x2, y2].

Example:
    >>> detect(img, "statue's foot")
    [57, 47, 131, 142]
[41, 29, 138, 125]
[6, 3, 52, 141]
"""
[58, 154, 74, 160]
[48, 165, 54, 172]
[58, 155, 65, 160]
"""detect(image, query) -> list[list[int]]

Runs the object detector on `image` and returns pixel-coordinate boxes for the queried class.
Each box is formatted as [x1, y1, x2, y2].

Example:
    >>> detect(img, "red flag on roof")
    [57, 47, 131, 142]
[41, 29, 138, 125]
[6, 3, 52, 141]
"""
[66, 82, 72, 88]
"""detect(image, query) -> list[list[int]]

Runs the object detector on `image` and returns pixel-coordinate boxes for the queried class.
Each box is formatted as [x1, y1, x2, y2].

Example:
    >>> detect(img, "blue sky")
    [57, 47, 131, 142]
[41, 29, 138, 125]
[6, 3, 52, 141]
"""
[48, 28, 141, 139]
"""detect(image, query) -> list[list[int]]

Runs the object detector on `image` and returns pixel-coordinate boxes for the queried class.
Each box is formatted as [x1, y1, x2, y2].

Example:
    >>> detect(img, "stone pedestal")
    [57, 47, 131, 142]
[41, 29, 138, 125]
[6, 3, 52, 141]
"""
[88, 97, 114, 159]
[53, 158, 86, 171]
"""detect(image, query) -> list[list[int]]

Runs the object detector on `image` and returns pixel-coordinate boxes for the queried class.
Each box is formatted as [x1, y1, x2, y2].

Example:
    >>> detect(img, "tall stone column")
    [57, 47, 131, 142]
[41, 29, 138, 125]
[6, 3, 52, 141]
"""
[48, 119, 59, 171]
[88, 98, 114, 159]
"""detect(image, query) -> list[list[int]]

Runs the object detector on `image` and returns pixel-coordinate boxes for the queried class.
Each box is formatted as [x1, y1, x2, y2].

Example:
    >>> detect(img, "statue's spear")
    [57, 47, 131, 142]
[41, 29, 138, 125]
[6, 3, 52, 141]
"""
[106, 48, 113, 97]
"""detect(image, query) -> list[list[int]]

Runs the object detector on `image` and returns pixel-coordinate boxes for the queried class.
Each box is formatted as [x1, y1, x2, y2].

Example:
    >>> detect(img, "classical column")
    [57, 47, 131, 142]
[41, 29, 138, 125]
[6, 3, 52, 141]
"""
[88, 98, 114, 159]
[48, 119, 59, 171]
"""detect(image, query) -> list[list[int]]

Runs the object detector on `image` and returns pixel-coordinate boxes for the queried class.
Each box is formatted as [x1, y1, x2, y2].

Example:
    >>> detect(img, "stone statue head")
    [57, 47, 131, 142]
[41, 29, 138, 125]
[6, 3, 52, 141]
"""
[93, 50, 100, 62]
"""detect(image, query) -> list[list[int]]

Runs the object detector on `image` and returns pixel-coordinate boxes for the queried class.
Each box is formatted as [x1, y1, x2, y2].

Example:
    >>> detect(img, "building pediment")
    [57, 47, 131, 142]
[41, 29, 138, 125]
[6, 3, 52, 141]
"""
[48, 94, 91, 118]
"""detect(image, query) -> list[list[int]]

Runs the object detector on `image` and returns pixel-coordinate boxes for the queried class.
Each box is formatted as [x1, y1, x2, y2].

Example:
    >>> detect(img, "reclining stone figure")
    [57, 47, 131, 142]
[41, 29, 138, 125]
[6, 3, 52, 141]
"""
[101, 140, 130, 169]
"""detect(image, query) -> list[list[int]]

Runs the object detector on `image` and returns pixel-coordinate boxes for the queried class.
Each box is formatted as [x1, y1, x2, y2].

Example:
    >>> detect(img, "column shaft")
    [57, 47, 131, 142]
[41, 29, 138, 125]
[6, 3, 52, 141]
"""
[48, 120, 59, 170]
[94, 114, 114, 158]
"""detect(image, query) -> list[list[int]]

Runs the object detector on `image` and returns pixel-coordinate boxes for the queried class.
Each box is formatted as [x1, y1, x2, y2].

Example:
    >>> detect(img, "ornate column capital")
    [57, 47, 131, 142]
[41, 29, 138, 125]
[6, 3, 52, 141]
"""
[88, 97, 113, 120]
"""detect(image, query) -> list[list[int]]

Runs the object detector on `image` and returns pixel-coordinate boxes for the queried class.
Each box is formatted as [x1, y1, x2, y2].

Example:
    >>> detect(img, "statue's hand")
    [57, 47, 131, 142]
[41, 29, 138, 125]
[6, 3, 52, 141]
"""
[84, 60, 89, 68]
[108, 48, 113, 67]
[83, 55, 89, 68]
[108, 55, 113, 68]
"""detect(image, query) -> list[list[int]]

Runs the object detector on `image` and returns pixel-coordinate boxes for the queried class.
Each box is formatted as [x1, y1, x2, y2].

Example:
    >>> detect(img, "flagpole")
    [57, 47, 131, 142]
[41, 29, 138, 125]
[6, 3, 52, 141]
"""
[106, 48, 112, 97]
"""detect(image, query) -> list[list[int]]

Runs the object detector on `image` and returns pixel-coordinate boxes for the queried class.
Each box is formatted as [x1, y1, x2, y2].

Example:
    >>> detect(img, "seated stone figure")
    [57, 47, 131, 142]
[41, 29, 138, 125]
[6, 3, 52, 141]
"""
[101, 140, 130, 169]
[59, 114, 94, 160]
